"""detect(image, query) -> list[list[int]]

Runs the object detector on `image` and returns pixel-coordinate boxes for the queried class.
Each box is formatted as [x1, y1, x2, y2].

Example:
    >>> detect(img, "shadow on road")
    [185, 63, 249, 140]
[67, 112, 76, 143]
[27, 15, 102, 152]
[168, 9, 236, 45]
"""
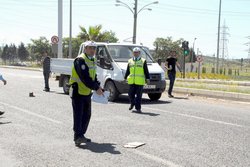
[44, 90, 68, 95]
[113, 95, 172, 105]
[77, 142, 121, 154]
[131, 110, 160, 116]
[0, 121, 12, 125]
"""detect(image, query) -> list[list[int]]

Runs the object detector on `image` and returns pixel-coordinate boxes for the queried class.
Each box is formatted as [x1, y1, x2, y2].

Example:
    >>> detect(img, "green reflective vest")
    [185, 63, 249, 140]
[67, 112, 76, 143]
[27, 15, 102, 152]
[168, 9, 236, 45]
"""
[127, 58, 146, 85]
[69, 53, 96, 95]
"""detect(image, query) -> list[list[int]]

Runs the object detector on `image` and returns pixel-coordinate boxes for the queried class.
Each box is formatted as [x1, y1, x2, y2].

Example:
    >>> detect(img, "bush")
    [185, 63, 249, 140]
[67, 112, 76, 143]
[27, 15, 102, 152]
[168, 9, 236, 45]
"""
[202, 67, 206, 73]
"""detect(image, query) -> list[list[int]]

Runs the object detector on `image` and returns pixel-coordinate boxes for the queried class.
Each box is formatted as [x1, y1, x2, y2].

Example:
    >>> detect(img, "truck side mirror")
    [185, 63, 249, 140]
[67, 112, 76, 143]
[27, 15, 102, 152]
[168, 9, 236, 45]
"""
[100, 57, 105, 66]
[157, 59, 161, 65]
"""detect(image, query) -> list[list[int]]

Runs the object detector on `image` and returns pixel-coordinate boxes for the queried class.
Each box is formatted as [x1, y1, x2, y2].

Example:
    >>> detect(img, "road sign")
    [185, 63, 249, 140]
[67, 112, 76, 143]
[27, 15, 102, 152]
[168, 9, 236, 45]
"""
[197, 55, 203, 62]
[51, 35, 59, 44]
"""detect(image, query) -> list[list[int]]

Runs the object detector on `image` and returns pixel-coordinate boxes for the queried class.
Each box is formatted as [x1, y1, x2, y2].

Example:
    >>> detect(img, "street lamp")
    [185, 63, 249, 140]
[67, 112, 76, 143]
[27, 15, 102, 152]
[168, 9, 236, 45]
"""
[191, 37, 197, 72]
[115, 0, 158, 44]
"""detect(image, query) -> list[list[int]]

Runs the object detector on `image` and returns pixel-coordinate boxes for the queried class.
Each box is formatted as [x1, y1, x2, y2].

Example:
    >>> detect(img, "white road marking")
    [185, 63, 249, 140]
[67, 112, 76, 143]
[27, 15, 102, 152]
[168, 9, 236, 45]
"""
[143, 106, 245, 128]
[0, 102, 62, 125]
[131, 149, 181, 167]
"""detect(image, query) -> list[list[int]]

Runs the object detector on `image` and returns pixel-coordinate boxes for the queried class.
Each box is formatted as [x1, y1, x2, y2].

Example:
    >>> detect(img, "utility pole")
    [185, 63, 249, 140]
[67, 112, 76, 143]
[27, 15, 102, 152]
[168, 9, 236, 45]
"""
[246, 36, 250, 64]
[133, 0, 138, 44]
[58, 0, 63, 58]
[69, 0, 72, 58]
[216, 0, 222, 73]
[220, 20, 229, 68]
[115, 0, 158, 44]
[191, 37, 197, 72]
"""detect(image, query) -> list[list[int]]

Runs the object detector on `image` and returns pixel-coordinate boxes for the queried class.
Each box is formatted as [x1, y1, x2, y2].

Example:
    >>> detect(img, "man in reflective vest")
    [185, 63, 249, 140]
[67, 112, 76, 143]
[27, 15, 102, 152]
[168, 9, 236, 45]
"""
[124, 47, 150, 113]
[69, 41, 103, 146]
[0, 74, 7, 115]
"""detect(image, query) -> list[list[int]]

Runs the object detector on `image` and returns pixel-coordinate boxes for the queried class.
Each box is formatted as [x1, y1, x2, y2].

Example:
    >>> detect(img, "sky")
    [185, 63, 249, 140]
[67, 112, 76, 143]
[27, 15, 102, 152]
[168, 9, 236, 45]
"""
[0, 0, 250, 59]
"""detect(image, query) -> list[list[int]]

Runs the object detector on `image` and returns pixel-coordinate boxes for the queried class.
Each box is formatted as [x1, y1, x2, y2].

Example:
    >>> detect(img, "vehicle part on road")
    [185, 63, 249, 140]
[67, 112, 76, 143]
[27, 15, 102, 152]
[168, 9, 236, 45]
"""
[148, 93, 162, 101]
[104, 80, 119, 102]
[62, 76, 70, 94]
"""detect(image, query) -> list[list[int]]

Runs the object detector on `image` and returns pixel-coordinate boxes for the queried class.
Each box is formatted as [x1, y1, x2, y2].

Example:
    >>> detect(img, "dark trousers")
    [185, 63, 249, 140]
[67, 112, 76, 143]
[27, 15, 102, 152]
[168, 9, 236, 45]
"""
[43, 72, 50, 89]
[168, 72, 176, 95]
[128, 84, 143, 110]
[72, 95, 91, 141]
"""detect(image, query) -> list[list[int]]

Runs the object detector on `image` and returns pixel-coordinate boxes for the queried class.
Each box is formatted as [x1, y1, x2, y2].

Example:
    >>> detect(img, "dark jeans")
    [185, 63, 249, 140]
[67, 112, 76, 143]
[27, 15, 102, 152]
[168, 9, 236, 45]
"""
[168, 72, 176, 95]
[128, 84, 143, 110]
[43, 72, 50, 89]
[72, 95, 91, 141]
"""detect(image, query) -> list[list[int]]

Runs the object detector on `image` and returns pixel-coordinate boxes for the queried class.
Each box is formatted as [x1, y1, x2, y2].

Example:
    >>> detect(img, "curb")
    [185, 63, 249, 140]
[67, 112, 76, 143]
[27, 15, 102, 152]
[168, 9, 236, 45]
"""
[174, 87, 250, 102]
[175, 78, 250, 87]
[0, 66, 42, 72]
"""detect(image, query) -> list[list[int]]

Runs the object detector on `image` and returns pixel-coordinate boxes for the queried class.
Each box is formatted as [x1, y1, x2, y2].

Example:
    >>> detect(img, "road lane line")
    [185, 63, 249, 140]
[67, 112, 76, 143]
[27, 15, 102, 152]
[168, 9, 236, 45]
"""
[143, 106, 244, 128]
[0, 102, 62, 125]
[131, 149, 181, 167]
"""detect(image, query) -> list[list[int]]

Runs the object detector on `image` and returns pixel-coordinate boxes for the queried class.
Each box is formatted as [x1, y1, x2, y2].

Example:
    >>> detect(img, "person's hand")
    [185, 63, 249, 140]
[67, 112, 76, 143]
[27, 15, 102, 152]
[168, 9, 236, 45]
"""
[96, 87, 104, 96]
[3, 79, 7, 85]
[164, 66, 171, 71]
[146, 79, 150, 85]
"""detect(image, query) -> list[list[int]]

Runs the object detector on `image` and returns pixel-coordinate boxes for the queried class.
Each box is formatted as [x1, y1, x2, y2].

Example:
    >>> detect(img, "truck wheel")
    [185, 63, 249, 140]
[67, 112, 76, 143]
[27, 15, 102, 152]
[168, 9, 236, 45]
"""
[63, 76, 70, 94]
[105, 81, 119, 102]
[148, 93, 162, 101]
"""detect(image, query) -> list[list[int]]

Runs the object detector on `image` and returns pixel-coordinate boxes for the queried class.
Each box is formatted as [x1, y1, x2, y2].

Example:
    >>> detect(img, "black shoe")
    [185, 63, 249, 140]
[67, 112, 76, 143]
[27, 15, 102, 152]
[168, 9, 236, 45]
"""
[168, 94, 174, 98]
[136, 110, 142, 113]
[129, 104, 134, 110]
[0, 111, 4, 115]
[74, 136, 91, 146]
[43, 88, 50, 92]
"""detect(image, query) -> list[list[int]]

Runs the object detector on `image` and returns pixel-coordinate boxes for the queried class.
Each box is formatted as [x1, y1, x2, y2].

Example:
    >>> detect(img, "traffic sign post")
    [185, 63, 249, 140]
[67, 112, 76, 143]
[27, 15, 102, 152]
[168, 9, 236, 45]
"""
[197, 55, 203, 79]
[51, 35, 59, 44]
[52, 44, 58, 57]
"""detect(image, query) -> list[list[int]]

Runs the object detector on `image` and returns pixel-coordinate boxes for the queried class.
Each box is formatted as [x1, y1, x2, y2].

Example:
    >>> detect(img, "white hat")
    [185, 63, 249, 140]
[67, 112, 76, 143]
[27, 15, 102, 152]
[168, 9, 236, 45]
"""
[133, 47, 141, 52]
[84, 41, 97, 47]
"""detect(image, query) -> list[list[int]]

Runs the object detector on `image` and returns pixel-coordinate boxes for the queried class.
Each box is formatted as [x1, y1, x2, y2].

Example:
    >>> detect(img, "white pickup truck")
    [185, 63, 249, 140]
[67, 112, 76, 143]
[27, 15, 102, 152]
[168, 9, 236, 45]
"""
[51, 43, 166, 101]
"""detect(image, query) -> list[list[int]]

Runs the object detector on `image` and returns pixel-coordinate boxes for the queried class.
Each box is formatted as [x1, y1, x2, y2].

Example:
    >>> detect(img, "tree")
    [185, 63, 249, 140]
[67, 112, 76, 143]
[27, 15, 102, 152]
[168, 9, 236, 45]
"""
[99, 30, 119, 43]
[18, 42, 29, 62]
[8, 44, 17, 64]
[63, 37, 82, 58]
[27, 37, 51, 62]
[78, 25, 118, 42]
[1, 45, 9, 65]
[153, 37, 183, 60]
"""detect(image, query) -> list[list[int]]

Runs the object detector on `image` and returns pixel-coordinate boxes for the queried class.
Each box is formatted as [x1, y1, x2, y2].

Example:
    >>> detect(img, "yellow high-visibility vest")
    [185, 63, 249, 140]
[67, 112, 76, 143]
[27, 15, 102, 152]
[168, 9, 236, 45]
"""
[69, 53, 96, 95]
[127, 58, 146, 85]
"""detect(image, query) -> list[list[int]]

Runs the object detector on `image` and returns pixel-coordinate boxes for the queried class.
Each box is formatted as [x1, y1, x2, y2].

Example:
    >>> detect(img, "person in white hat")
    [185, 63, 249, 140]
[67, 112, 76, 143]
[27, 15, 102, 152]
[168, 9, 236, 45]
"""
[124, 47, 150, 113]
[69, 40, 104, 146]
[0, 74, 7, 115]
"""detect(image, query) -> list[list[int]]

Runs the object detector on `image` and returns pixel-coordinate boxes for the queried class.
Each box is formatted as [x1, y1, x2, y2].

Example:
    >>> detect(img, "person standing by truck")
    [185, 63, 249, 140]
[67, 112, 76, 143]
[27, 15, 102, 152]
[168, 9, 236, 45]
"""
[0, 74, 7, 115]
[124, 47, 150, 113]
[42, 51, 51, 92]
[165, 50, 182, 98]
[69, 41, 104, 146]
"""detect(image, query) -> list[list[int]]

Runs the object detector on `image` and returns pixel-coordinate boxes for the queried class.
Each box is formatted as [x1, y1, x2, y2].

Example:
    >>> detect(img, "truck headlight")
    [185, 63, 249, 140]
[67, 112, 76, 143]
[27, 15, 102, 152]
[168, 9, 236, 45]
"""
[161, 72, 166, 80]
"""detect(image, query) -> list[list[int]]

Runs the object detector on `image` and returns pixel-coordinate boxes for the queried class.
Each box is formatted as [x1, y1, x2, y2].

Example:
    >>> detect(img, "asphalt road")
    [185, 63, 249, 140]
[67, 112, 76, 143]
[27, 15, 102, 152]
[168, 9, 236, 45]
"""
[0, 68, 250, 167]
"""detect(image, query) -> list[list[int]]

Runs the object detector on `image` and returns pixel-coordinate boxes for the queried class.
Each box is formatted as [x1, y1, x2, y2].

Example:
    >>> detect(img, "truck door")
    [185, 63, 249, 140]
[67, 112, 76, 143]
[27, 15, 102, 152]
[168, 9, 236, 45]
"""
[95, 45, 113, 87]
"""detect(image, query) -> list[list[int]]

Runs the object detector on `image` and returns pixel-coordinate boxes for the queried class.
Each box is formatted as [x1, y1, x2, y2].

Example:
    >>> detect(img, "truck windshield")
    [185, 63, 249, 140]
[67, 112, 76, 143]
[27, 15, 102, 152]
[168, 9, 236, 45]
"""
[107, 45, 154, 63]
